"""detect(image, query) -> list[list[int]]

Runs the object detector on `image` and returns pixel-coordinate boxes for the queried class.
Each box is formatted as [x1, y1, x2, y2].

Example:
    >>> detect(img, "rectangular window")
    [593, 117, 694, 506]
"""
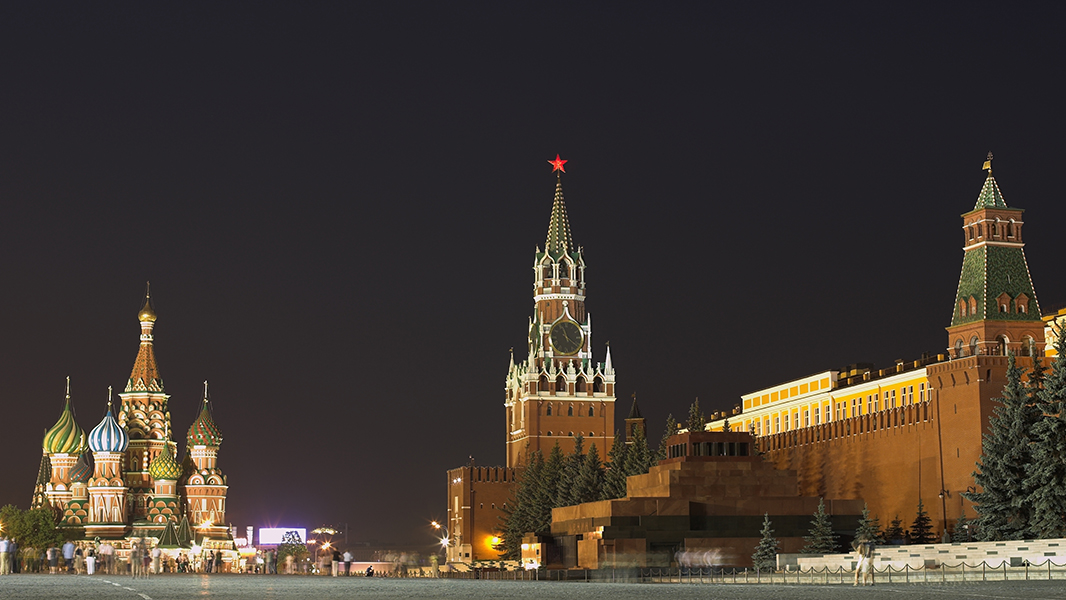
[784, 413, 790, 431]
[891, 389, 897, 408]
[814, 408, 820, 425]
[908, 385, 914, 404]
[835, 402, 841, 421]
[851, 398, 857, 417]
[774, 416, 780, 434]
[804, 410, 810, 427]
[919, 383, 925, 402]
[824, 405, 830, 423]
[874, 393, 880, 412]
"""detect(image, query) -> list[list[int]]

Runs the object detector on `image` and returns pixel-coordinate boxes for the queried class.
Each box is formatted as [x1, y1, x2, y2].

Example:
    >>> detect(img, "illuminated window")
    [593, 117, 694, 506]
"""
[804, 410, 810, 427]
[823, 405, 830, 423]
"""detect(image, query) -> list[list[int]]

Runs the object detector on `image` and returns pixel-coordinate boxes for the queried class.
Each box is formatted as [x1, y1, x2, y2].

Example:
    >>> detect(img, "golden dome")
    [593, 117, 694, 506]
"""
[138, 290, 157, 323]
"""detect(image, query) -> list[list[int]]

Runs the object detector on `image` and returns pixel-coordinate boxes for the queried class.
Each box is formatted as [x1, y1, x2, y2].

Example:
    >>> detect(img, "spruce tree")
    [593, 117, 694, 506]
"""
[602, 431, 630, 500]
[498, 449, 543, 558]
[854, 502, 884, 544]
[535, 444, 566, 530]
[556, 434, 585, 507]
[801, 498, 839, 554]
[883, 516, 906, 544]
[687, 398, 706, 432]
[966, 353, 1037, 540]
[1026, 328, 1066, 539]
[655, 414, 677, 462]
[623, 425, 652, 477]
[571, 443, 605, 504]
[909, 499, 935, 544]
[751, 513, 779, 571]
[951, 515, 972, 543]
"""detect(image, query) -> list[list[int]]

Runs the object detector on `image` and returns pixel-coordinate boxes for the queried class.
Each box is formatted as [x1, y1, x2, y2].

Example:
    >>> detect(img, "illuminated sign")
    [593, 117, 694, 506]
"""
[258, 528, 307, 545]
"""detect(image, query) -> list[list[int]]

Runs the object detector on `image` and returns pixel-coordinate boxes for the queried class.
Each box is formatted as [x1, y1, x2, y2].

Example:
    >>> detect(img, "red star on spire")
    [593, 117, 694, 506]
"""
[548, 154, 567, 173]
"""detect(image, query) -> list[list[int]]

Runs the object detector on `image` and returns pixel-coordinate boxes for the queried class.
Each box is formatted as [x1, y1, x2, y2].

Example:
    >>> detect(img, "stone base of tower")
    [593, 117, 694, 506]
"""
[85, 524, 131, 540]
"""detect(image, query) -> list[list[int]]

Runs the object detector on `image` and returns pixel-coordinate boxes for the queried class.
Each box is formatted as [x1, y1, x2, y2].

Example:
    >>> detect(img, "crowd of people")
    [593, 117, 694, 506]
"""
[0, 536, 229, 576]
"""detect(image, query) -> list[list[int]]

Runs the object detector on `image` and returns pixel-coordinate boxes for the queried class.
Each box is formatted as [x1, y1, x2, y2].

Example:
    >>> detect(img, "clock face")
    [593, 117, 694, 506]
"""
[549, 320, 584, 355]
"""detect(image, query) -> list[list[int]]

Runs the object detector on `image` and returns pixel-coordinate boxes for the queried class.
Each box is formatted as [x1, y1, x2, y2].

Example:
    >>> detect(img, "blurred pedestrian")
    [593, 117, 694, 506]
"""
[62, 540, 75, 574]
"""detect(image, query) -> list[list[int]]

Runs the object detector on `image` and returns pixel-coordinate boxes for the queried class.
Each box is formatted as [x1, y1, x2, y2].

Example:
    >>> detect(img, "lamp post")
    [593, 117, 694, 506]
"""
[431, 521, 451, 563]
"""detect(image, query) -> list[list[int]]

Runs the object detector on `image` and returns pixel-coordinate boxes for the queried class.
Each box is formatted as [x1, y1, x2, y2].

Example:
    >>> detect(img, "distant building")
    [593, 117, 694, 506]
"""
[708, 157, 1048, 539]
[34, 291, 233, 557]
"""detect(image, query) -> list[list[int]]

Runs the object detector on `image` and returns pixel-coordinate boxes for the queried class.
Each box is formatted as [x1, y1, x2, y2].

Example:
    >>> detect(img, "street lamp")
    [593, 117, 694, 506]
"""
[431, 521, 451, 562]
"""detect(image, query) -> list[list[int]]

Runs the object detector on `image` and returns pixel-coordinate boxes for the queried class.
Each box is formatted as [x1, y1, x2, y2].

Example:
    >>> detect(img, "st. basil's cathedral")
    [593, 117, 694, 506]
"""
[30, 291, 233, 552]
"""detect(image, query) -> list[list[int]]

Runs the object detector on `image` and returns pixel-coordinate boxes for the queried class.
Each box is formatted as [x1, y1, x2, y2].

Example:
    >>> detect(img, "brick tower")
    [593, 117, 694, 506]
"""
[946, 153, 1045, 358]
[504, 156, 616, 468]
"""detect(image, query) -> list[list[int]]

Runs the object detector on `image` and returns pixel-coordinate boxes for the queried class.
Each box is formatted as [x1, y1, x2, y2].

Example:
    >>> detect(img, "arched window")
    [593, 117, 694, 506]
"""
[588, 406, 595, 417]
[954, 339, 963, 358]
[567, 405, 574, 416]
[556, 375, 566, 392]
[546, 431, 553, 436]
[1023, 336, 1036, 357]
[593, 377, 604, 392]
[997, 335, 1009, 356]
[542, 263, 552, 280]
[576, 377, 587, 393]
[969, 336, 979, 357]
[539, 374, 549, 392]
[959, 300, 967, 317]
[559, 261, 569, 279]
[546, 404, 552, 416]
[969, 296, 977, 315]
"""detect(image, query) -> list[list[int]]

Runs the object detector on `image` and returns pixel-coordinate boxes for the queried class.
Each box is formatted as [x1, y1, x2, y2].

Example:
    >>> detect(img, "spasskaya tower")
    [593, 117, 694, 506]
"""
[504, 156, 617, 468]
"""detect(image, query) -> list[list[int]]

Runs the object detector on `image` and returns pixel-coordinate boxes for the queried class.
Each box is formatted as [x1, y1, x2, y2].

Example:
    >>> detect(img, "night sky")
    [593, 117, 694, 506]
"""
[2, 3, 1066, 547]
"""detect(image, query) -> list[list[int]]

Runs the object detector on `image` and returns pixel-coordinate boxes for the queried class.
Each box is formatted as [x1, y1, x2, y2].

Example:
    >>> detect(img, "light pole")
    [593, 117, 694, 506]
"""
[431, 521, 451, 563]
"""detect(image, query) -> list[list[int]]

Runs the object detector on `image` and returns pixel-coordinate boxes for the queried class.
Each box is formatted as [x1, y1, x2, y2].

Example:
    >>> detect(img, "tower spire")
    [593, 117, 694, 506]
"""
[545, 155, 573, 258]
[974, 152, 1007, 210]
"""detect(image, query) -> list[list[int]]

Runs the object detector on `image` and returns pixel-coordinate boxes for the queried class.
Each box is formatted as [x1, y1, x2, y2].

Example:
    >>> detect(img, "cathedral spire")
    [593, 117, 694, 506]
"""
[127, 286, 163, 393]
[974, 152, 1007, 210]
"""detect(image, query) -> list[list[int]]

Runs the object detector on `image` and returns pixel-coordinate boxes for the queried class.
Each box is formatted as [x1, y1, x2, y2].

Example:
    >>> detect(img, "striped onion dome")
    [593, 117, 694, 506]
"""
[149, 443, 182, 481]
[187, 401, 222, 447]
[89, 404, 129, 453]
[43, 396, 87, 455]
[69, 451, 93, 484]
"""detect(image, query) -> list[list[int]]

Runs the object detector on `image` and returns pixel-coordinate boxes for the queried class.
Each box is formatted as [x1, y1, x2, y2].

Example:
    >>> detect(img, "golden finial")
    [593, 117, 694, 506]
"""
[203, 380, 209, 403]
[138, 282, 157, 323]
[65, 375, 70, 400]
[107, 386, 112, 409]
[983, 151, 993, 172]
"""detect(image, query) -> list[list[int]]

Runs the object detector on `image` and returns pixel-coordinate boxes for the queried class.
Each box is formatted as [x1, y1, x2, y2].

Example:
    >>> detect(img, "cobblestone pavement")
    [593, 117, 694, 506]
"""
[2, 574, 1066, 600]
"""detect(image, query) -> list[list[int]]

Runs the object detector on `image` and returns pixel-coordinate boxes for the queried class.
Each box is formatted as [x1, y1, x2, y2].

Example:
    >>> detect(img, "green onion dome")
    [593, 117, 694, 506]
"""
[187, 402, 222, 447]
[149, 443, 182, 481]
[43, 396, 87, 455]
[69, 451, 93, 484]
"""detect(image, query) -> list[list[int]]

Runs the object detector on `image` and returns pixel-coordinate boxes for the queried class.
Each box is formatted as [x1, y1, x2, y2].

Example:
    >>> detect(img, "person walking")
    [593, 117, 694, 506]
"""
[0, 537, 9, 575]
[331, 549, 340, 577]
[204, 550, 214, 574]
[74, 546, 84, 574]
[47, 545, 59, 574]
[62, 540, 75, 574]
[9, 540, 19, 574]
[851, 536, 876, 586]
[215, 550, 223, 573]
[86, 545, 96, 575]
[151, 545, 161, 575]
[342, 550, 352, 576]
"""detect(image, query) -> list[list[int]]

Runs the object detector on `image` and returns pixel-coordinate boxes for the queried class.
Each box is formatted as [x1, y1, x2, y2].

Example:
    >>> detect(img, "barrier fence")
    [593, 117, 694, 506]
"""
[639, 559, 1066, 584]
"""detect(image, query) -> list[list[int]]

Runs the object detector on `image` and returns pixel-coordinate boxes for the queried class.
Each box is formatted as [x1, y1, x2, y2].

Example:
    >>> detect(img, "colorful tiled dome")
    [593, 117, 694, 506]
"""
[69, 452, 93, 484]
[187, 402, 222, 447]
[43, 397, 87, 455]
[89, 403, 129, 453]
[149, 443, 182, 481]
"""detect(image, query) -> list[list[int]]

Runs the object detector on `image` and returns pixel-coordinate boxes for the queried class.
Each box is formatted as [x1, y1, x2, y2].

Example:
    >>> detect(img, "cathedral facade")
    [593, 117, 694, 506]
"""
[32, 292, 232, 552]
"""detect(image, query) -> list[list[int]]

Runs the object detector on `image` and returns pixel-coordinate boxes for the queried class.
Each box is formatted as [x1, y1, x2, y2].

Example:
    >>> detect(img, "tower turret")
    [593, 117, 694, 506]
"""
[505, 157, 617, 467]
[183, 382, 228, 536]
[86, 389, 130, 538]
[42, 377, 87, 510]
[947, 154, 1044, 358]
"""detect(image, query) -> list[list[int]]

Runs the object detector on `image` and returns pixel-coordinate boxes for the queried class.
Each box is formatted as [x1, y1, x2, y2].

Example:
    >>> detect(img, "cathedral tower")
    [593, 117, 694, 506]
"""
[504, 157, 617, 468]
[183, 382, 228, 538]
[118, 287, 173, 521]
[42, 377, 87, 511]
[947, 154, 1045, 357]
[86, 390, 130, 539]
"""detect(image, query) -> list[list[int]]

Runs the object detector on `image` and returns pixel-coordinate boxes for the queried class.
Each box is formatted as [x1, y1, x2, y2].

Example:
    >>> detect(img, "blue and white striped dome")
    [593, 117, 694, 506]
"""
[89, 404, 129, 453]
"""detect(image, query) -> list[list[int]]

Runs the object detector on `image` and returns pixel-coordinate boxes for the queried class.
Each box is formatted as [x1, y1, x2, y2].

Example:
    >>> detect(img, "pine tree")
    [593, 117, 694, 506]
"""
[535, 444, 566, 531]
[623, 425, 652, 477]
[498, 448, 543, 558]
[571, 443, 605, 504]
[854, 502, 884, 544]
[951, 514, 972, 543]
[909, 499, 935, 544]
[1026, 328, 1066, 539]
[801, 498, 839, 554]
[687, 398, 706, 433]
[655, 414, 677, 462]
[556, 434, 585, 507]
[966, 353, 1038, 540]
[602, 432, 630, 500]
[751, 513, 779, 571]
[721, 417, 730, 432]
[884, 516, 906, 544]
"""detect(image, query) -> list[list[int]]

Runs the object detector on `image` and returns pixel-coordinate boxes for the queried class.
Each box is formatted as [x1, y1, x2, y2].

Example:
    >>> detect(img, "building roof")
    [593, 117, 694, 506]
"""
[974, 171, 1008, 210]
[89, 401, 130, 453]
[544, 177, 574, 259]
[149, 442, 183, 481]
[157, 520, 183, 548]
[43, 385, 87, 455]
[627, 396, 643, 419]
[127, 293, 164, 393]
[187, 399, 223, 447]
[69, 451, 93, 484]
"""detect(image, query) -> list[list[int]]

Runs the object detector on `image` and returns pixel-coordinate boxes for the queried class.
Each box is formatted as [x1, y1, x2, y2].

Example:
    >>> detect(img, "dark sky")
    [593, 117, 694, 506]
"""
[2, 2, 1065, 546]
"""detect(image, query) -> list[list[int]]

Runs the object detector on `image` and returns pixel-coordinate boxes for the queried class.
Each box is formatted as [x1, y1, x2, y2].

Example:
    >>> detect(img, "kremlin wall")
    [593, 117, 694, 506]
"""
[446, 156, 1064, 569]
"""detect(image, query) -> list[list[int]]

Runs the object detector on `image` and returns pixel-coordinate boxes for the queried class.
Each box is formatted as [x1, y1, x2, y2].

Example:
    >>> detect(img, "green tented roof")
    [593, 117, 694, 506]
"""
[974, 173, 1008, 210]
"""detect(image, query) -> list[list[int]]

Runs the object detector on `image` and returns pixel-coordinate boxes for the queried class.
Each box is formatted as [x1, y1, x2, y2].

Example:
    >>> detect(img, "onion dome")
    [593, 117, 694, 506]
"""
[43, 385, 87, 455]
[149, 443, 182, 481]
[187, 400, 222, 447]
[138, 284, 157, 322]
[69, 451, 93, 484]
[89, 396, 129, 453]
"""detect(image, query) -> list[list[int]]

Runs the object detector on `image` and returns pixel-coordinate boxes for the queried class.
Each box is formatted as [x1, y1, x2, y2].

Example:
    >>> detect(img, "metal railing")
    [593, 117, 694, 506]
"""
[639, 558, 1066, 584]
